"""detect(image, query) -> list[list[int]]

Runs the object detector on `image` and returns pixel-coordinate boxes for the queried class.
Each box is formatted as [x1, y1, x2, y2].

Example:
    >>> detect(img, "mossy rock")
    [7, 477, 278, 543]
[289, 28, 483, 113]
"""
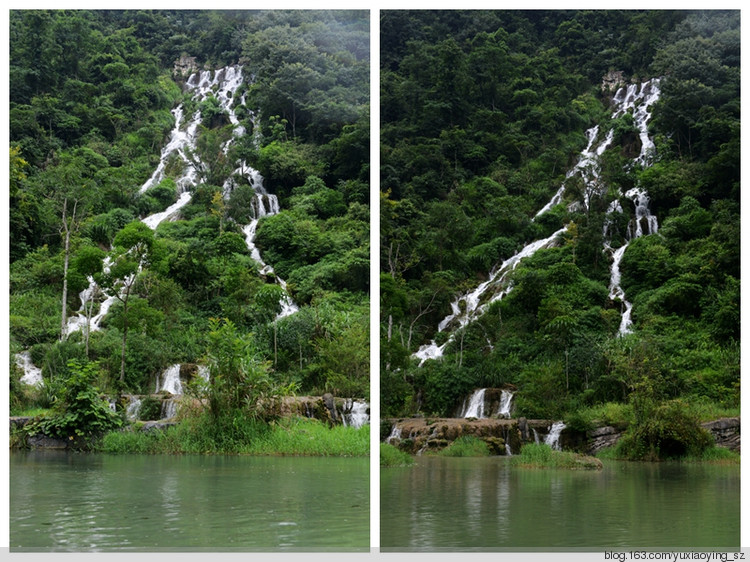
[482, 437, 506, 455]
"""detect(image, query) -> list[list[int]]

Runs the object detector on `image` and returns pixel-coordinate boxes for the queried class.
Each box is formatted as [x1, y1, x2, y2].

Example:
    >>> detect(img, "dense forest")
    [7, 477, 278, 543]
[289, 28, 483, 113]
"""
[380, 10, 739, 451]
[9, 10, 370, 441]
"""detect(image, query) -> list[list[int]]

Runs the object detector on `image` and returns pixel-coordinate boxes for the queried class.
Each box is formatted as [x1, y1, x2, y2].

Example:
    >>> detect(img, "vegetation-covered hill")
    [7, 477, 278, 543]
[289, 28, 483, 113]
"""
[380, 9, 739, 448]
[10, 10, 370, 424]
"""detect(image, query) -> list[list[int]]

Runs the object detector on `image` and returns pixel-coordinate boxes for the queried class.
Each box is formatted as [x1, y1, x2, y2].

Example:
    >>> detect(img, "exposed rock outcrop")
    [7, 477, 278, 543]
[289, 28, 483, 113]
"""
[701, 417, 741, 452]
[174, 54, 199, 78]
[602, 70, 626, 93]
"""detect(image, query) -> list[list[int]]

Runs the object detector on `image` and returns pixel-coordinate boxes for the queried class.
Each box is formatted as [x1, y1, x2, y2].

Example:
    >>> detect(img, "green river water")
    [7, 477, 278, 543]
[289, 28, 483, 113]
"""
[10, 450, 369, 551]
[381, 456, 739, 550]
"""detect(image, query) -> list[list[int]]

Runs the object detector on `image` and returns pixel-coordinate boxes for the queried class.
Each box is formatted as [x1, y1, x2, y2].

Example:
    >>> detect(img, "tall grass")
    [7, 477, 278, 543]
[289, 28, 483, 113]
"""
[511, 443, 602, 470]
[97, 415, 369, 456]
[436, 435, 490, 457]
[380, 443, 414, 467]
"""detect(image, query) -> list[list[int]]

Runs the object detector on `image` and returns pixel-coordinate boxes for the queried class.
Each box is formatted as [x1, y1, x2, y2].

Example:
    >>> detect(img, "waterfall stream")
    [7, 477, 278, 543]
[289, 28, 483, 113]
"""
[14, 351, 43, 387]
[544, 421, 566, 451]
[59, 65, 296, 353]
[415, 79, 661, 364]
[342, 399, 370, 428]
[455, 388, 514, 419]
[458, 388, 487, 418]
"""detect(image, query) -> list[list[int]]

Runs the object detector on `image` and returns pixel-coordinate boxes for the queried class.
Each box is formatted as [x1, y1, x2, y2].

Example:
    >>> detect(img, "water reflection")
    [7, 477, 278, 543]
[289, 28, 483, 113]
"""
[11, 451, 368, 551]
[381, 456, 739, 550]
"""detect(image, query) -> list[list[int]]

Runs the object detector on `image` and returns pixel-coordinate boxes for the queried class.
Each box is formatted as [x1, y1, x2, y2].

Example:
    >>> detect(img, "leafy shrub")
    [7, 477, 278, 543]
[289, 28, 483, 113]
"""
[615, 399, 713, 460]
[28, 359, 122, 439]
[138, 397, 162, 421]
[380, 443, 415, 467]
[437, 436, 490, 457]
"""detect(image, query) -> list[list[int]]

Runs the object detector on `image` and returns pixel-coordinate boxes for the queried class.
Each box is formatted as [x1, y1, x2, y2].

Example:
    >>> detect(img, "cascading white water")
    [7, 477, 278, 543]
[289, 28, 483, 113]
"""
[239, 189, 300, 321]
[415, 226, 567, 365]
[125, 396, 142, 421]
[496, 390, 513, 419]
[386, 424, 403, 444]
[415, 79, 661, 363]
[602, 79, 661, 335]
[342, 399, 370, 428]
[458, 388, 486, 418]
[155, 364, 182, 395]
[14, 351, 43, 386]
[607, 245, 633, 335]
[161, 399, 178, 420]
[544, 421, 566, 451]
[64, 65, 297, 341]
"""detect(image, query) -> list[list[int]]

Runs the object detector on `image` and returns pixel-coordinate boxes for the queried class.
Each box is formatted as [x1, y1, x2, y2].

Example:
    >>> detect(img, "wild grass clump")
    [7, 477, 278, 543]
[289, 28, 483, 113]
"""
[682, 399, 740, 423]
[97, 415, 369, 456]
[511, 443, 602, 470]
[244, 417, 369, 456]
[565, 402, 634, 433]
[679, 446, 740, 464]
[380, 443, 415, 467]
[436, 436, 490, 457]
[97, 427, 178, 454]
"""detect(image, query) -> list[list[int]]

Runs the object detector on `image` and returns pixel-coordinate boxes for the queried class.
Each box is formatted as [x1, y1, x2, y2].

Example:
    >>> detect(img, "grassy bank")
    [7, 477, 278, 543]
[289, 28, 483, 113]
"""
[435, 435, 490, 457]
[97, 416, 369, 456]
[380, 443, 415, 467]
[511, 443, 602, 470]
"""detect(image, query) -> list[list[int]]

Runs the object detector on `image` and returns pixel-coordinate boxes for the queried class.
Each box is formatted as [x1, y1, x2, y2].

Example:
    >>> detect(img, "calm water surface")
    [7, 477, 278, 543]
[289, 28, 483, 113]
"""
[381, 456, 739, 550]
[11, 450, 369, 551]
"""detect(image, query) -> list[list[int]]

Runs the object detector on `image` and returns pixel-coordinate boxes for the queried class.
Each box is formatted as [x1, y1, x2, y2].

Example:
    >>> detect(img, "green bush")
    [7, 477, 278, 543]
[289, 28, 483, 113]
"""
[437, 436, 490, 457]
[512, 443, 602, 469]
[380, 443, 415, 467]
[614, 399, 713, 461]
[28, 359, 122, 439]
[138, 397, 162, 421]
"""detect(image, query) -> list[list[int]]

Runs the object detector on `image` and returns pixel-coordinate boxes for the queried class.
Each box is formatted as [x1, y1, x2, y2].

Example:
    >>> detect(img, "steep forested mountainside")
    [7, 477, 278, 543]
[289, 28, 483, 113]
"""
[10, 10, 370, 408]
[380, 10, 739, 423]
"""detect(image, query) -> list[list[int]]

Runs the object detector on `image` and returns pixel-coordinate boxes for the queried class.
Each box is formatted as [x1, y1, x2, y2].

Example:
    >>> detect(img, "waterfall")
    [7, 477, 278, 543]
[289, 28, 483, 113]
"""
[415, 79, 661, 364]
[125, 397, 142, 422]
[496, 390, 513, 419]
[544, 421, 566, 451]
[155, 364, 183, 395]
[386, 424, 402, 444]
[602, 79, 661, 336]
[342, 399, 370, 428]
[532, 428, 540, 445]
[240, 191, 300, 321]
[63, 65, 296, 341]
[161, 399, 178, 420]
[14, 352, 43, 386]
[415, 226, 567, 365]
[458, 389, 486, 418]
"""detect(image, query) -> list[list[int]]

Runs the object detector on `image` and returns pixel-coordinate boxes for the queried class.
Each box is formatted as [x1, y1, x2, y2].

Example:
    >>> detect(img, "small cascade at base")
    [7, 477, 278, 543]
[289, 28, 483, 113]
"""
[14, 352, 43, 387]
[125, 396, 142, 422]
[545, 421, 566, 451]
[456, 388, 514, 419]
[386, 424, 403, 444]
[341, 399, 370, 428]
[458, 389, 487, 418]
[155, 364, 183, 395]
[161, 399, 178, 420]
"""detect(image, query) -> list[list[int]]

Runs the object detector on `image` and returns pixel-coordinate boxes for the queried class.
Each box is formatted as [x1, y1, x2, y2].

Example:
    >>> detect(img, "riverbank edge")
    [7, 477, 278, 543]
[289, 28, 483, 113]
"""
[381, 416, 740, 458]
[10, 415, 370, 457]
